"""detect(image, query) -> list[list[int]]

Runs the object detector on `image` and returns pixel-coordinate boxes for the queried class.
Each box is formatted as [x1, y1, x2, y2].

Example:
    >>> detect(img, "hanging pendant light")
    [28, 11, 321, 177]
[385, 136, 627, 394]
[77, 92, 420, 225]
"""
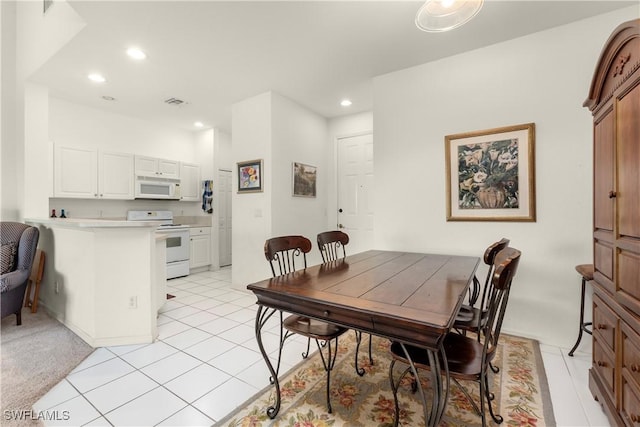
[415, 0, 484, 32]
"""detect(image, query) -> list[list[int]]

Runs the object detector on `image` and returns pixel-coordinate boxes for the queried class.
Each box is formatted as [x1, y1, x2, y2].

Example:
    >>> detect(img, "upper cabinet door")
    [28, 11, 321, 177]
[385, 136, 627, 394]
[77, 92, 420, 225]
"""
[180, 162, 200, 202]
[135, 155, 159, 177]
[135, 155, 180, 179]
[99, 151, 134, 199]
[158, 159, 180, 179]
[54, 145, 98, 198]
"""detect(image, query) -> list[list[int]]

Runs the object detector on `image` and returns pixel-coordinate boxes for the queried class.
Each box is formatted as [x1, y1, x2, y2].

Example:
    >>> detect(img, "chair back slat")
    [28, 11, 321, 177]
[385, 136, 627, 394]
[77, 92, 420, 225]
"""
[317, 231, 349, 263]
[264, 235, 312, 277]
[477, 238, 510, 310]
[482, 247, 521, 356]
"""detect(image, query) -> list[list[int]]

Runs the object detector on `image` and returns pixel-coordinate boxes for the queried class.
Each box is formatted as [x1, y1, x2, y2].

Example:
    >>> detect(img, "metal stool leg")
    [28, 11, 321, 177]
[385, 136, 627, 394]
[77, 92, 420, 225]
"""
[568, 276, 592, 357]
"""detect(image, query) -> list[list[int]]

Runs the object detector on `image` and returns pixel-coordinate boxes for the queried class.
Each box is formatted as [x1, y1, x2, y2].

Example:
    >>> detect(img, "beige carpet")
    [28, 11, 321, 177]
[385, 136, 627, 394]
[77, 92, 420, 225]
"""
[216, 332, 555, 426]
[1, 309, 94, 427]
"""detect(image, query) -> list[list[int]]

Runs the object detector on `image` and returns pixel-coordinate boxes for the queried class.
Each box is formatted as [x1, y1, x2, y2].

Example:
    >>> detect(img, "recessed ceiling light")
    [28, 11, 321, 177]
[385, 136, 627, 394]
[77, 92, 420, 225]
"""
[101, 96, 116, 101]
[194, 121, 204, 128]
[126, 47, 147, 60]
[88, 73, 106, 83]
[340, 99, 352, 107]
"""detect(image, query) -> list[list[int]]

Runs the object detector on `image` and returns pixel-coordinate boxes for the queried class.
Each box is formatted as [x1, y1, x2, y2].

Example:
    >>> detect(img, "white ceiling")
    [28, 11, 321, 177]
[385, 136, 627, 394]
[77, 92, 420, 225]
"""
[29, 1, 637, 133]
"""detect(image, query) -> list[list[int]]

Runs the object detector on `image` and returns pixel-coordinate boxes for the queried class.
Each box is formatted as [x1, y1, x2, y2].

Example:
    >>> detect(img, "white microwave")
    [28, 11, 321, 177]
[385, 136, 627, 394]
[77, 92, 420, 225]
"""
[135, 177, 181, 200]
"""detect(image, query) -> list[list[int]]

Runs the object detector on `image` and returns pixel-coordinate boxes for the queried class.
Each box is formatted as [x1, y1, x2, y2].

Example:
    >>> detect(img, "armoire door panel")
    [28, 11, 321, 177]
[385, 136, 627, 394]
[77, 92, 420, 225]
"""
[618, 250, 640, 317]
[617, 82, 640, 240]
[595, 239, 614, 281]
[594, 111, 614, 232]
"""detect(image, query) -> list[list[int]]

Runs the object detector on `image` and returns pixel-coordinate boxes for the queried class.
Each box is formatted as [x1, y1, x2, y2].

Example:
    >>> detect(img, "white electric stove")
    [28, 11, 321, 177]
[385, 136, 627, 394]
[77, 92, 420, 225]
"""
[127, 210, 190, 279]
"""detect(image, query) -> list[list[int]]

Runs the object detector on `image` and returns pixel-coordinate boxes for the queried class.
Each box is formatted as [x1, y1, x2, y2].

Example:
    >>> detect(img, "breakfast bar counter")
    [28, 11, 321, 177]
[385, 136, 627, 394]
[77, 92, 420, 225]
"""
[26, 218, 165, 347]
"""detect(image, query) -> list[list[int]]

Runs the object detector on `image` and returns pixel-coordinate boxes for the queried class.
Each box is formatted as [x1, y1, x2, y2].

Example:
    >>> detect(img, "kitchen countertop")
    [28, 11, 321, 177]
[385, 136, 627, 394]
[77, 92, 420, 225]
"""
[26, 217, 160, 228]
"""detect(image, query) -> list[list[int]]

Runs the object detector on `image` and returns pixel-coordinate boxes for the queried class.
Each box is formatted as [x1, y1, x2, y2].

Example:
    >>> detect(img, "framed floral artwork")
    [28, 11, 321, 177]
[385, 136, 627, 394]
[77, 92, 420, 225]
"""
[237, 159, 263, 193]
[445, 123, 536, 222]
[292, 162, 317, 197]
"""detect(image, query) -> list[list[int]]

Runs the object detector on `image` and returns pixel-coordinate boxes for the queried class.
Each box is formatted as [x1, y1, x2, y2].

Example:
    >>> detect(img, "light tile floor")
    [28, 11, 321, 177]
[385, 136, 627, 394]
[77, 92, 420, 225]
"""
[34, 268, 610, 426]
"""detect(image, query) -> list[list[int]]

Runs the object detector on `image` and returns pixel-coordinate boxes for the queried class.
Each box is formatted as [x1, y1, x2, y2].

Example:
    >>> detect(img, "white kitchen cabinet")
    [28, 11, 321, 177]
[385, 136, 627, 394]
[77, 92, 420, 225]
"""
[54, 145, 98, 198]
[180, 162, 201, 202]
[54, 145, 134, 199]
[189, 227, 211, 269]
[135, 155, 180, 179]
[99, 151, 135, 199]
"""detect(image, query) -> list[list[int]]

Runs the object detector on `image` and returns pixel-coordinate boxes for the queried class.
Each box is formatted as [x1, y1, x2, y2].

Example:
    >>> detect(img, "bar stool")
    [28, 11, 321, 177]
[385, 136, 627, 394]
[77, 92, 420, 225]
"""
[568, 264, 594, 356]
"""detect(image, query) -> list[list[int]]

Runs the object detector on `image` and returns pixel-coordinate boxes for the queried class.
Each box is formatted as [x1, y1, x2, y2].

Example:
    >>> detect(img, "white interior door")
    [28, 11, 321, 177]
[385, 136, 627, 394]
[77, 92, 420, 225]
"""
[337, 133, 374, 255]
[218, 169, 232, 266]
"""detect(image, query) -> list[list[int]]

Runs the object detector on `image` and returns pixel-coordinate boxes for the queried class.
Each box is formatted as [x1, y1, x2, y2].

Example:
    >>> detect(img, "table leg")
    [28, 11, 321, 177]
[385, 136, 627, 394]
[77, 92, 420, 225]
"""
[398, 343, 448, 427]
[255, 305, 281, 419]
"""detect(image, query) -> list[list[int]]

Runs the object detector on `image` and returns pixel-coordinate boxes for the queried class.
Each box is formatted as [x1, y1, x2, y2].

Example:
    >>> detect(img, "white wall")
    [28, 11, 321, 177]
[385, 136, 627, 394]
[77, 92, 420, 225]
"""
[48, 98, 205, 219]
[1, 1, 18, 220]
[15, 0, 85, 79]
[50, 98, 198, 161]
[24, 83, 51, 218]
[372, 7, 639, 347]
[196, 129, 215, 179]
[231, 91, 329, 289]
[271, 93, 328, 267]
[0, 0, 85, 221]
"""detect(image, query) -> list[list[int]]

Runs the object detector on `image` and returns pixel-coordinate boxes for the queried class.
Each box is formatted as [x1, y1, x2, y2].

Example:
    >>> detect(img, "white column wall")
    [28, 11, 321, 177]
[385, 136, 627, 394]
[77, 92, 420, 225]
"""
[372, 7, 639, 346]
[1, 1, 18, 220]
[231, 91, 329, 289]
[24, 83, 51, 218]
[231, 92, 273, 288]
[271, 92, 329, 267]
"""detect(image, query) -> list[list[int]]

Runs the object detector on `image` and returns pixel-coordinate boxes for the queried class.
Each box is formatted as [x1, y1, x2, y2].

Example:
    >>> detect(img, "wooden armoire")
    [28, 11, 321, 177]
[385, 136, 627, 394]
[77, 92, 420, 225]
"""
[583, 18, 640, 427]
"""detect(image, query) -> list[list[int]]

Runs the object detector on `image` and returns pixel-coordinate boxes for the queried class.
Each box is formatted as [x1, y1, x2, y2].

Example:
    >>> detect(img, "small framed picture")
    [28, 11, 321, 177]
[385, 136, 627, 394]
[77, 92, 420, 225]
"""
[445, 123, 536, 222]
[237, 159, 263, 193]
[292, 162, 317, 197]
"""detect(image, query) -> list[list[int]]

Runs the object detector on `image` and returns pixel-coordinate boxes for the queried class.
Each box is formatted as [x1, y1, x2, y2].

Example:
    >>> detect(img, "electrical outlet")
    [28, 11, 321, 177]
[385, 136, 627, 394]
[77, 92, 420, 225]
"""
[128, 296, 137, 309]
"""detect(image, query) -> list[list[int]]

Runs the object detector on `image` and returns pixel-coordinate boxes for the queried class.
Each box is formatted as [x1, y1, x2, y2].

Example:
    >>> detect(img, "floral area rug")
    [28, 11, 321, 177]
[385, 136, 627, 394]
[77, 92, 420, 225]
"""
[216, 332, 555, 427]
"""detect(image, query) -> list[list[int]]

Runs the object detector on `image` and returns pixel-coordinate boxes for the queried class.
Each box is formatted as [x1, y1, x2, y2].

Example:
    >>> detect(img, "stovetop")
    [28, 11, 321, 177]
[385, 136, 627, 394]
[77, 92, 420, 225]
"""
[127, 210, 188, 230]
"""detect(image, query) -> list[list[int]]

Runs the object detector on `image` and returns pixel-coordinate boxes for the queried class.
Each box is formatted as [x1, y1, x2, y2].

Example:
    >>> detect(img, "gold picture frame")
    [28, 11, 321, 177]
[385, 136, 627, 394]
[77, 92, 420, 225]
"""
[237, 159, 263, 193]
[445, 123, 536, 222]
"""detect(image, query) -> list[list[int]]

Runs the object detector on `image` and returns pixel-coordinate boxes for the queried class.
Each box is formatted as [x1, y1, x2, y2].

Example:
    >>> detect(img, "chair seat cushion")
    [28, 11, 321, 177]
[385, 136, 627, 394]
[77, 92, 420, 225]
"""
[283, 315, 348, 340]
[1, 242, 17, 274]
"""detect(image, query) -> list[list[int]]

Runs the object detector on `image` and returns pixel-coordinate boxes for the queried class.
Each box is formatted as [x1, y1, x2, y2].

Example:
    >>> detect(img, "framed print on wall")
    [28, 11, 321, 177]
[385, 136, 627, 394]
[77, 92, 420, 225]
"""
[237, 159, 263, 193]
[445, 123, 536, 222]
[292, 162, 317, 197]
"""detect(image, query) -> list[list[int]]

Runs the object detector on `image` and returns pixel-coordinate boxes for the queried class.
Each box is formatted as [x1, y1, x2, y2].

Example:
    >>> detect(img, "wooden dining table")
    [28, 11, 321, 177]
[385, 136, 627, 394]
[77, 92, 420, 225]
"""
[247, 249, 480, 426]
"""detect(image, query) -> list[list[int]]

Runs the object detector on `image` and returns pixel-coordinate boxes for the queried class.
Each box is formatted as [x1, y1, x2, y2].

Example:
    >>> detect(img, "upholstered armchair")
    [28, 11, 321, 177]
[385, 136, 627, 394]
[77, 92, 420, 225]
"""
[1, 222, 40, 325]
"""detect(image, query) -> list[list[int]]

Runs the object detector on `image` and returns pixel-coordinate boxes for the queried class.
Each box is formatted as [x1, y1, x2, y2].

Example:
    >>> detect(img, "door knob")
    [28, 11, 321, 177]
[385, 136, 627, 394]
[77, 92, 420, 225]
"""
[338, 224, 344, 229]
[609, 191, 617, 199]
[338, 208, 343, 213]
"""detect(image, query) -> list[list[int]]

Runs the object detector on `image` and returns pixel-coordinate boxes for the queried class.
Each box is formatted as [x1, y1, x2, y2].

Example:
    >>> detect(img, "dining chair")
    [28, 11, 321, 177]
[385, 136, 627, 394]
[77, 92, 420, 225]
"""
[264, 235, 348, 413]
[454, 238, 510, 340]
[317, 230, 373, 376]
[388, 246, 521, 427]
[317, 230, 349, 263]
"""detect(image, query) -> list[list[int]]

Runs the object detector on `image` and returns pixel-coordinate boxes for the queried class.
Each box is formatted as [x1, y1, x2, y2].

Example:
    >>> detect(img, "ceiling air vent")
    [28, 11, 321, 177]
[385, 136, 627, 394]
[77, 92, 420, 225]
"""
[164, 97, 187, 106]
